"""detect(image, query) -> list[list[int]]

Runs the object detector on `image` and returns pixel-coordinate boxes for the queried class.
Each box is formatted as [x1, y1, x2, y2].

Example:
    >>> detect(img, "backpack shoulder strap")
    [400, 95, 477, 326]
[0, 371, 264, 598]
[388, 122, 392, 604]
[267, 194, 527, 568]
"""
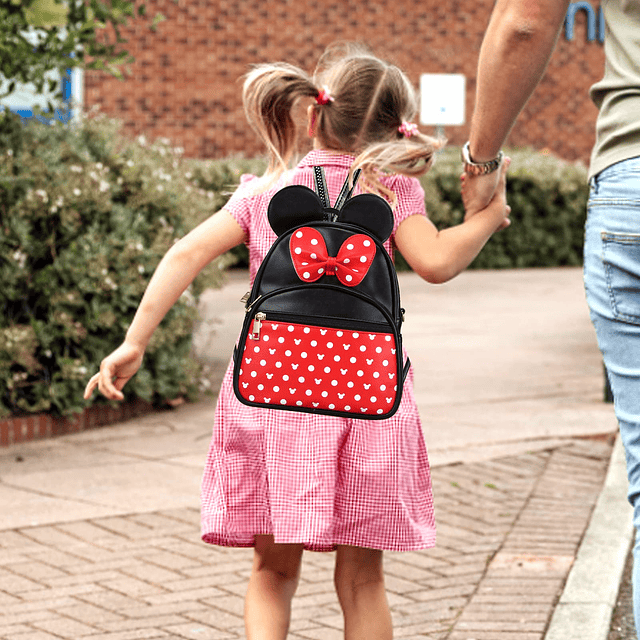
[334, 168, 362, 211]
[313, 166, 330, 208]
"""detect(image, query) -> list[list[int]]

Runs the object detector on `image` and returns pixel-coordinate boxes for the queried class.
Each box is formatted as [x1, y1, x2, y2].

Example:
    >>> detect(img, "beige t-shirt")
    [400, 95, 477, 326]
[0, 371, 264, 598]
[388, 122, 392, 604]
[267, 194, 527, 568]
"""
[589, 0, 640, 179]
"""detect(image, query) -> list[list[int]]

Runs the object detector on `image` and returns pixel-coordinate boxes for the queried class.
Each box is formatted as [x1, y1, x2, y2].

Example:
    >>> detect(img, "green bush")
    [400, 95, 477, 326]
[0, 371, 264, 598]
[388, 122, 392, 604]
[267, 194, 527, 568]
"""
[0, 110, 236, 417]
[407, 146, 589, 270]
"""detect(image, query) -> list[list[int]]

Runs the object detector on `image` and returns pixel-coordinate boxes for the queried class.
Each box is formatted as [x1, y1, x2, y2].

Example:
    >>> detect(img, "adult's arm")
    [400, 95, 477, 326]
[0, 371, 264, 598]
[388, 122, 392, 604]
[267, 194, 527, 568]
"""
[463, 0, 571, 214]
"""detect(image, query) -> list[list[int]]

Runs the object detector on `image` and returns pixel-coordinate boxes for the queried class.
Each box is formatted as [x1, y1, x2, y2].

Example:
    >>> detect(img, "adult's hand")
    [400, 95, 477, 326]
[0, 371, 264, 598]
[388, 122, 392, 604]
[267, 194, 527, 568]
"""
[461, 169, 502, 219]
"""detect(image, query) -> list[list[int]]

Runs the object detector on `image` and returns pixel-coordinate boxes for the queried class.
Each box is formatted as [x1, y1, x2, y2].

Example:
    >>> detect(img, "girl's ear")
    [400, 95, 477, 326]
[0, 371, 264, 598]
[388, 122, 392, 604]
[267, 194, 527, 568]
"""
[339, 194, 394, 243]
[268, 185, 325, 236]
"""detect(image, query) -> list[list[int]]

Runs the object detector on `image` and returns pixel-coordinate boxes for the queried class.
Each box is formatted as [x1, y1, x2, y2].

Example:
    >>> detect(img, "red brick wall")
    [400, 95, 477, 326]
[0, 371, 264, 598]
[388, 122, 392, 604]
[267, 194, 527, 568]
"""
[84, 0, 604, 164]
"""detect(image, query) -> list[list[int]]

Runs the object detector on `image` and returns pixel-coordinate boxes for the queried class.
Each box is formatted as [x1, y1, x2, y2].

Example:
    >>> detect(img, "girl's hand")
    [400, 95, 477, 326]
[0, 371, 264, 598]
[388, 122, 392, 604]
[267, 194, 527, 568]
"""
[461, 157, 511, 229]
[83, 341, 145, 401]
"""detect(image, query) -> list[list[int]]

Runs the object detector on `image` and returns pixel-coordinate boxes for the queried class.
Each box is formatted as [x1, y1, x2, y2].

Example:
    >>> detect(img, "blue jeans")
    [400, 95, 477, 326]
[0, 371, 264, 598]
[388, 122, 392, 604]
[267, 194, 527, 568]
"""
[584, 156, 640, 635]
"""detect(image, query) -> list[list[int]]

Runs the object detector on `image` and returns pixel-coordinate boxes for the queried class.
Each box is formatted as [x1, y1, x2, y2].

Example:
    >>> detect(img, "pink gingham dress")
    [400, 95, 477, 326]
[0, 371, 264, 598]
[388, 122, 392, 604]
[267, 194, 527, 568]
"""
[200, 150, 435, 552]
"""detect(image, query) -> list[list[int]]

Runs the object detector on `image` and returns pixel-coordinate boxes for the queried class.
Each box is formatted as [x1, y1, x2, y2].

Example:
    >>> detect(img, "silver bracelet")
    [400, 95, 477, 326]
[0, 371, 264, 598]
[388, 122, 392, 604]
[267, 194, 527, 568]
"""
[461, 141, 504, 176]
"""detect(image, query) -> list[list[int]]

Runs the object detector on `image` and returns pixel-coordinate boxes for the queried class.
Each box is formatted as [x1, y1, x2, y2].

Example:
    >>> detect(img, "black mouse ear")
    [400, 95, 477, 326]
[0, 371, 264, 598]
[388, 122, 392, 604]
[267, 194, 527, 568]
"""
[339, 194, 394, 243]
[268, 185, 325, 236]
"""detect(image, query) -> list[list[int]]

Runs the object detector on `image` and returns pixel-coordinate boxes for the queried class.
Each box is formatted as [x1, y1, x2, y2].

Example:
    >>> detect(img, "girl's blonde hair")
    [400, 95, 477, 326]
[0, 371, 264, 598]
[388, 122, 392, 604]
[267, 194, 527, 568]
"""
[243, 42, 444, 204]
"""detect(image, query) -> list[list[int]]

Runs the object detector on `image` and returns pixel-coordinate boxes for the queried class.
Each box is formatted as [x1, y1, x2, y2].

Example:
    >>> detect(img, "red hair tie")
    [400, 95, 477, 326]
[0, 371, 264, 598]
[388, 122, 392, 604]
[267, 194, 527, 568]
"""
[316, 87, 335, 106]
[398, 122, 419, 138]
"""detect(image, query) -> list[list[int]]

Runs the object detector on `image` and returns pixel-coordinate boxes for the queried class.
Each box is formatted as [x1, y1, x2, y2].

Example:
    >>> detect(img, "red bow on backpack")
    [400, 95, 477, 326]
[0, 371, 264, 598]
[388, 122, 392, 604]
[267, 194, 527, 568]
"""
[290, 227, 376, 287]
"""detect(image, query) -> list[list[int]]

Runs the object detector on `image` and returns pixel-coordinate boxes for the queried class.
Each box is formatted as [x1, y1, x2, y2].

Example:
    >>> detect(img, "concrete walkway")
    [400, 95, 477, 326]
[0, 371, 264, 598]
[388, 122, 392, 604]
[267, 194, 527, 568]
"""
[0, 267, 632, 640]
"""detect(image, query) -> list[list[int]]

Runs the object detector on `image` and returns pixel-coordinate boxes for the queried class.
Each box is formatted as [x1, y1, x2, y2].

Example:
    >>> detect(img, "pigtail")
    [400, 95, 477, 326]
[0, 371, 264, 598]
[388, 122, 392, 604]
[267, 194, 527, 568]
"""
[352, 130, 445, 207]
[243, 63, 318, 181]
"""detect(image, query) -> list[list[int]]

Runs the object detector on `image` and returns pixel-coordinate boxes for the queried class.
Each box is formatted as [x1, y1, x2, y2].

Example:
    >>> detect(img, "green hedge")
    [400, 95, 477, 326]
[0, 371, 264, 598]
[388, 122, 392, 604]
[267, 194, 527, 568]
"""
[0, 111, 239, 417]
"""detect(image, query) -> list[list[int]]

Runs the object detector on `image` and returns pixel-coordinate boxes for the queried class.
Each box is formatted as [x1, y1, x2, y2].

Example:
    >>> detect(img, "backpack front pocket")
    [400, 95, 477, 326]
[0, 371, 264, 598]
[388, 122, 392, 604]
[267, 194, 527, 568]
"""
[234, 316, 402, 418]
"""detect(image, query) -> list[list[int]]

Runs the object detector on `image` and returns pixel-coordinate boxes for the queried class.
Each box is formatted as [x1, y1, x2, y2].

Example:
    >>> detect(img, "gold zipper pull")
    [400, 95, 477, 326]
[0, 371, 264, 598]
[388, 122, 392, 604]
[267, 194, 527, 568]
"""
[240, 291, 251, 305]
[250, 312, 266, 340]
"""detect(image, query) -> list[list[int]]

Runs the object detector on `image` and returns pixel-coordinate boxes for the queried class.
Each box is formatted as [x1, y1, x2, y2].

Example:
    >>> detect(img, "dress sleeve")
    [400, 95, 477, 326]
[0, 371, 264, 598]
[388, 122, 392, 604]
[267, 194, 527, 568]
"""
[222, 174, 259, 236]
[387, 175, 428, 233]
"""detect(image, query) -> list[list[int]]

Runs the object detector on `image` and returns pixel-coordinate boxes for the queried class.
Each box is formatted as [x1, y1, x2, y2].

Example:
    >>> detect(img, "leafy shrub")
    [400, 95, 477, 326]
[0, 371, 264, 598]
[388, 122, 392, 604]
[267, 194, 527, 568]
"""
[406, 146, 589, 270]
[0, 110, 236, 417]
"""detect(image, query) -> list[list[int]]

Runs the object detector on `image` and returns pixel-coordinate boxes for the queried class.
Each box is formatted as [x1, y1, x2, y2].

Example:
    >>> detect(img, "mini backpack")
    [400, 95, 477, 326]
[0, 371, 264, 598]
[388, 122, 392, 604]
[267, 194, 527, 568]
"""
[232, 166, 410, 420]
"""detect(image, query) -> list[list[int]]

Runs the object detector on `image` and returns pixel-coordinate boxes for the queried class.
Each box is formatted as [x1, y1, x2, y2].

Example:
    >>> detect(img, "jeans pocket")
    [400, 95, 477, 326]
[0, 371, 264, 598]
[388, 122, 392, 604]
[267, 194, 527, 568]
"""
[603, 232, 640, 325]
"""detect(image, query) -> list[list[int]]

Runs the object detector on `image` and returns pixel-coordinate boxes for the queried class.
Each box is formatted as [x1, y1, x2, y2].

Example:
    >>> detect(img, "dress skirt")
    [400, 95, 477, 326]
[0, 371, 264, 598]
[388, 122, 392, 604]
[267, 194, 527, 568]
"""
[200, 359, 436, 552]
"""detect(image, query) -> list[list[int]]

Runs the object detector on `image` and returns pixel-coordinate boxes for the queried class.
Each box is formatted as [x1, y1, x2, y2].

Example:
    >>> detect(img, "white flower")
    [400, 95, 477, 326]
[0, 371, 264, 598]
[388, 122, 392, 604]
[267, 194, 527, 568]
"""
[35, 189, 48, 202]
[7, 149, 13, 157]
[126, 160, 134, 168]
[135, 243, 144, 251]
[157, 185, 164, 192]
[70, 165, 82, 173]
[137, 135, 146, 146]
[138, 265, 145, 274]
[95, 162, 103, 170]
[99, 180, 109, 192]
[73, 188, 81, 196]
[13, 250, 27, 268]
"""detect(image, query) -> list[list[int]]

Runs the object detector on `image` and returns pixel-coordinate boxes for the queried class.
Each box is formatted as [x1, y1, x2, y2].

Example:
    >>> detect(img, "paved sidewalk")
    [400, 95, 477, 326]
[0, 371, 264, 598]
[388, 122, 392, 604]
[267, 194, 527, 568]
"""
[0, 268, 631, 640]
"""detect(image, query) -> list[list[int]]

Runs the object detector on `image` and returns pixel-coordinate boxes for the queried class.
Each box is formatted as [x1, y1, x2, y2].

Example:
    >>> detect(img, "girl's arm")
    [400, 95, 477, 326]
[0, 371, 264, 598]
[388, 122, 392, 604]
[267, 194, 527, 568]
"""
[395, 161, 510, 284]
[84, 209, 246, 401]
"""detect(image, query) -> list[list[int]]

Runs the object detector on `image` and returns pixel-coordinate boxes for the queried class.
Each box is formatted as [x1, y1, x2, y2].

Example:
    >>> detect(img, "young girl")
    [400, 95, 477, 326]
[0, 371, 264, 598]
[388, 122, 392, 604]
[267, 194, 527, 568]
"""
[85, 43, 509, 640]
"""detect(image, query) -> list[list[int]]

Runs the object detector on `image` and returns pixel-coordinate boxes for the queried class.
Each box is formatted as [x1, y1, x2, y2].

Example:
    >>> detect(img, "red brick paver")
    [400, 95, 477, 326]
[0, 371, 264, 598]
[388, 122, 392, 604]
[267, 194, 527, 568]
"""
[0, 438, 612, 639]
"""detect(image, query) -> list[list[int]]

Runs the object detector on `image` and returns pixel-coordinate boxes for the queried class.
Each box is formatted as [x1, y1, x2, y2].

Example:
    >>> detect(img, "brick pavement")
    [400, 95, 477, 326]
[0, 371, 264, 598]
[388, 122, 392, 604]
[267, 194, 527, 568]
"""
[0, 436, 613, 640]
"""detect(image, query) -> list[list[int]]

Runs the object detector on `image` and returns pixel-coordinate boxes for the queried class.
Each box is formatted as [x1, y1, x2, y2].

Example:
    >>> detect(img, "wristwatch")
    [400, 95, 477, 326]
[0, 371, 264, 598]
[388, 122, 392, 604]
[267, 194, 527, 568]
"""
[461, 141, 504, 176]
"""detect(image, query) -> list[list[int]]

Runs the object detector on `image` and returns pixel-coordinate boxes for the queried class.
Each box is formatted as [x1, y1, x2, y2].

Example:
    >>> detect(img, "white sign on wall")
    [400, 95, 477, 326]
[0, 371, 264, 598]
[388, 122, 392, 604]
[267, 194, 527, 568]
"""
[420, 73, 466, 127]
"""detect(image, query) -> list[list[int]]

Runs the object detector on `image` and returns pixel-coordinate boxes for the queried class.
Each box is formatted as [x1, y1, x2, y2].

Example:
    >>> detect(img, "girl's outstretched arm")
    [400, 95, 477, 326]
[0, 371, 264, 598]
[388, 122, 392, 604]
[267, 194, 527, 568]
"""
[395, 160, 510, 284]
[84, 209, 245, 401]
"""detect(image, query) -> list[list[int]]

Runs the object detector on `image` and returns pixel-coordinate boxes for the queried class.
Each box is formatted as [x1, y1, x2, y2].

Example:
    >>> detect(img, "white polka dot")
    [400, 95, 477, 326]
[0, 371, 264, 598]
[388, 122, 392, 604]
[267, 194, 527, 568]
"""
[376, 347, 382, 353]
[337, 331, 343, 337]
[347, 381, 355, 388]
[249, 395, 255, 401]
[301, 352, 308, 358]
[310, 253, 317, 259]
[275, 361, 282, 368]
[306, 389, 312, 396]
[258, 384, 264, 390]
[357, 370, 364, 377]
[304, 327, 311, 334]
[278, 337, 285, 344]
[363, 240, 371, 247]
[281, 399, 287, 405]
[360, 256, 367, 263]
[296, 231, 303, 237]
[343, 258, 350, 264]
[354, 394, 361, 401]
[331, 380, 338, 386]
[298, 376, 305, 383]
[260, 359, 266, 366]
[360, 345, 366, 352]
[334, 355, 341, 362]
[385, 336, 392, 342]
[285, 350, 292, 357]
[273, 386, 280, 392]
[352, 332, 359, 338]
[283, 375, 289, 381]
[344, 405, 351, 411]
[303, 272, 311, 279]
[329, 404, 335, 409]
[254, 346, 260, 353]
[322, 391, 329, 398]
[311, 238, 318, 245]
[251, 371, 257, 378]
[347, 243, 354, 250]
[383, 359, 389, 366]
[263, 335, 269, 342]
[373, 372, 380, 378]
[294, 247, 302, 254]
[311, 340, 318, 347]
[308, 365, 315, 371]
[370, 396, 377, 402]
[345, 275, 353, 282]
[350, 357, 357, 363]
[380, 384, 386, 391]
[318, 268, 324, 274]
[288, 326, 295, 332]
[324, 366, 331, 373]
[296, 400, 303, 406]
[327, 342, 333, 348]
